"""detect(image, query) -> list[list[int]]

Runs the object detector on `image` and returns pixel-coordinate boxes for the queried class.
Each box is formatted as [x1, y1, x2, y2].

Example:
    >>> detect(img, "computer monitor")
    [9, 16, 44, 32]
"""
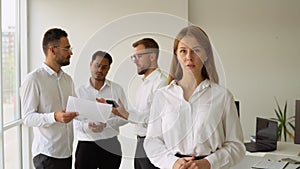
[244, 117, 278, 152]
[256, 117, 278, 148]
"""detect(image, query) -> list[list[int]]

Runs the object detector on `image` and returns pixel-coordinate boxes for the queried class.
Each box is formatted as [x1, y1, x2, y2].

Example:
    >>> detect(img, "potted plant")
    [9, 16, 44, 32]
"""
[270, 98, 295, 142]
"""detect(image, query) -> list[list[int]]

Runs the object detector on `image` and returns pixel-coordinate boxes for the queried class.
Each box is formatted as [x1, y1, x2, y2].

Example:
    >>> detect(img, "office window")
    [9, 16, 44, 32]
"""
[1, 0, 24, 168]
[4, 128, 21, 169]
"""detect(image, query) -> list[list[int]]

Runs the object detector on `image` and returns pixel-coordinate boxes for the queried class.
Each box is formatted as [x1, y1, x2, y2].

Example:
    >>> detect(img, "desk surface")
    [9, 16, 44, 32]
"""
[231, 142, 300, 169]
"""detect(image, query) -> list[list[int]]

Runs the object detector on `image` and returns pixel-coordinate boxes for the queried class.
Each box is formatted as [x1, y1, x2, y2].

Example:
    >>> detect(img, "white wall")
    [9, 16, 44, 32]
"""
[27, 1, 188, 168]
[189, 0, 300, 140]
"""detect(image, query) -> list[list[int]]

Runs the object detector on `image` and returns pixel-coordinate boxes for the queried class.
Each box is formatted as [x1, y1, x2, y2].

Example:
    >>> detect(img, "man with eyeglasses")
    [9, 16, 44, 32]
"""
[74, 51, 127, 169]
[112, 38, 167, 169]
[20, 28, 77, 169]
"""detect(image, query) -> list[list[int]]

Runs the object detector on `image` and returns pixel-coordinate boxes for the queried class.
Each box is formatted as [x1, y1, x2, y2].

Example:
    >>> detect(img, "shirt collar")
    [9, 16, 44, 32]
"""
[85, 78, 111, 90]
[196, 79, 211, 92]
[143, 68, 161, 81]
[168, 80, 177, 88]
[42, 63, 64, 77]
[168, 79, 211, 90]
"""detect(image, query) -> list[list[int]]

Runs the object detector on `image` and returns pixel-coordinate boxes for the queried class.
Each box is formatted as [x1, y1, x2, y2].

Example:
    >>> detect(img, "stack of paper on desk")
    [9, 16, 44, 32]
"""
[66, 96, 112, 122]
[251, 159, 288, 169]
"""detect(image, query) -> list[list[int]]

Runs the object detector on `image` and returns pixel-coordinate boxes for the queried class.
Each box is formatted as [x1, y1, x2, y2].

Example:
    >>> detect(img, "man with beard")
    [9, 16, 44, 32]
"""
[74, 51, 127, 169]
[20, 28, 78, 169]
[111, 38, 167, 169]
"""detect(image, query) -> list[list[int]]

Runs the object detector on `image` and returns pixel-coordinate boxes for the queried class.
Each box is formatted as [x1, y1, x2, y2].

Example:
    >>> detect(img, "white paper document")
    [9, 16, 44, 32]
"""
[251, 159, 288, 169]
[66, 96, 112, 122]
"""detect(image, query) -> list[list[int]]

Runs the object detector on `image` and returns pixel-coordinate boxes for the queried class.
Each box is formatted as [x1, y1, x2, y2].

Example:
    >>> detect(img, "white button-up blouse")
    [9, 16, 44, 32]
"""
[144, 79, 246, 169]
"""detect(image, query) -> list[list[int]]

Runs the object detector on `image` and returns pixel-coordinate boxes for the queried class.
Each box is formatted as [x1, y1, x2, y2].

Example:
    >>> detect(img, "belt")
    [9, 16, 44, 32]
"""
[137, 135, 146, 141]
[175, 153, 207, 160]
[78, 136, 118, 144]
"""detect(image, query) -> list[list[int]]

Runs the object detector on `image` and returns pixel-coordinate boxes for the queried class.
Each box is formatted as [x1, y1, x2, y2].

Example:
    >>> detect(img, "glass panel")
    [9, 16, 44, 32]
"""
[1, 0, 18, 123]
[4, 127, 20, 169]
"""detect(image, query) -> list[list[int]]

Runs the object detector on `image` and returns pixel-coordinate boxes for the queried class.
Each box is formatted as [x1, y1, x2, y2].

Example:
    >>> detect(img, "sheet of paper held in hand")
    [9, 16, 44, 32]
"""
[66, 96, 112, 122]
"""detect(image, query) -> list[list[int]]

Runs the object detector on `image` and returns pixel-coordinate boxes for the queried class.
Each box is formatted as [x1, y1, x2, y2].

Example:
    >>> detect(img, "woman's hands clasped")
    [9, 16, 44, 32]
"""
[173, 157, 211, 169]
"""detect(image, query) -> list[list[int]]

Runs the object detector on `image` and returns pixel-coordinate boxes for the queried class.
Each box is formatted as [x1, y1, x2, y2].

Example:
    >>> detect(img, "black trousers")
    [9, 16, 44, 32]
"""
[33, 154, 72, 169]
[75, 136, 122, 169]
[134, 136, 159, 169]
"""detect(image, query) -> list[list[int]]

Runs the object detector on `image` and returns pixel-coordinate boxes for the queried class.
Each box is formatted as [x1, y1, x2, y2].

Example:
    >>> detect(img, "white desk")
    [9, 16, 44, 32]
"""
[231, 142, 300, 169]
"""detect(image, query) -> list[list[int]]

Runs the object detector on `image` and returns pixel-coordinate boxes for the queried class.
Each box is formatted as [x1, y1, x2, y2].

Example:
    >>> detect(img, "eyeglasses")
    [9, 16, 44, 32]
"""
[55, 46, 73, 52]
[130, 52, 152, 61]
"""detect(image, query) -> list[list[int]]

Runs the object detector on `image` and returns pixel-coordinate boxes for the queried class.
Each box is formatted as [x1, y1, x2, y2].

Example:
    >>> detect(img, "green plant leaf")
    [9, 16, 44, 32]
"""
[287, 116, 295, 122]
[272, 98, 296, 141]
[283, 101, 287, 123]
[274, 109, 283, 121]
[288, 122, 295, 131]
[278, 123, 283, 141]
[283, 123, 287, 141]
[270, 117, 279, 122]
[275, 98, 283, 119]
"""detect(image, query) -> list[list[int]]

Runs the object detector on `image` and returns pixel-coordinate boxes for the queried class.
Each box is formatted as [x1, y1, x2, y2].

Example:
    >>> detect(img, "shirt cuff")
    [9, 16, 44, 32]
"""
[205, 155, 217, 169]
[127, 108, 147, 124]
[82, 121, 91, 133]
[49, 112, 57, 123]
[167, 156, 179, 169]
[128, 113, 139, 123]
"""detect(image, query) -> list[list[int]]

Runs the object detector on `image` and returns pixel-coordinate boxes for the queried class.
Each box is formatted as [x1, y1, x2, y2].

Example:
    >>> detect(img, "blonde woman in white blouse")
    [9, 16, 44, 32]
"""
[144, 25, 246, 169]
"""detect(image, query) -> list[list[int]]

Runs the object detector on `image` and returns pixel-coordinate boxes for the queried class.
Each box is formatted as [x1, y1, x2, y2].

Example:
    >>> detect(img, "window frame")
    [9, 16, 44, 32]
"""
[0, 0, 29, 168]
